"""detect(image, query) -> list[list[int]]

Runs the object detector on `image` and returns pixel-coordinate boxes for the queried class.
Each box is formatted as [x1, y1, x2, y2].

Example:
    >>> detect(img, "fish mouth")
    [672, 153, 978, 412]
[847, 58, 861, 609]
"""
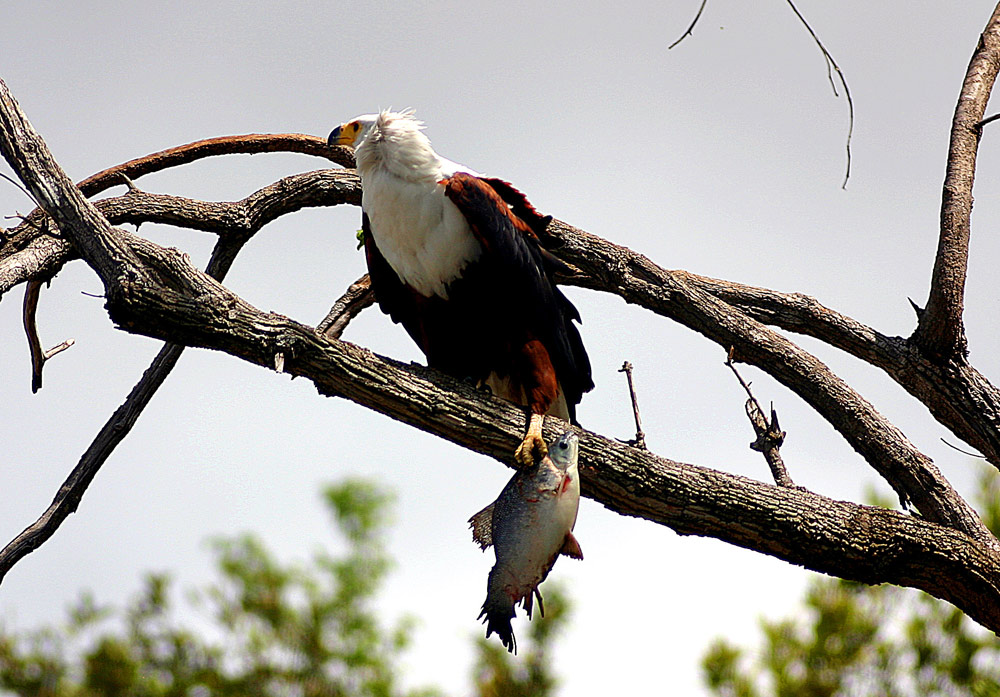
[550, 431, 579, 463]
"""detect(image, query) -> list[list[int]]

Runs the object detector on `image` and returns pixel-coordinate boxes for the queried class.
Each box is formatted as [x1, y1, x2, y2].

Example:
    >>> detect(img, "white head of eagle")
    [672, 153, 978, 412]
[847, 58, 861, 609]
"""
[327, 110, 593, 467]
[329, 110, 476, 182]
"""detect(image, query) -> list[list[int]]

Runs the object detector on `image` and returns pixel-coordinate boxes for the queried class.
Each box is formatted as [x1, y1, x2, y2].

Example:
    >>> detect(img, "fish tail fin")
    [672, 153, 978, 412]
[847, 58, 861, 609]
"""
[479, 601, 517, 654]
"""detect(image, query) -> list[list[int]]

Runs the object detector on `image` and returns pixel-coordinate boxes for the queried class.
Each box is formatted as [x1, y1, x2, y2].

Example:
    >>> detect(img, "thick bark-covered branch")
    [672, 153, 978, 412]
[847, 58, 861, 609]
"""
[7, 164, 999, 477]
[545, 220, 991, 541]
[15, 230, 1000, 633]
[645, 272, 1000, 470]
[4, 75, 1000, 633]
[914, 4, 1000, 360]
[0, 82, 136, 287]
[0, 135, 357, 299]
[0, 116, 992, 540]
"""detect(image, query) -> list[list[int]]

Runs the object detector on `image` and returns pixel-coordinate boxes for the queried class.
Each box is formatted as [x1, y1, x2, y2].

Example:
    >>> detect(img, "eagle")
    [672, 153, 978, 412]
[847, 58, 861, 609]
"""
[328, 111, 592, 465]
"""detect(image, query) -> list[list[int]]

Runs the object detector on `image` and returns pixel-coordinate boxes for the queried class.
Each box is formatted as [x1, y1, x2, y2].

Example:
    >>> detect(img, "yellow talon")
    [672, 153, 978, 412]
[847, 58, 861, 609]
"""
[514, 413, 547, 467]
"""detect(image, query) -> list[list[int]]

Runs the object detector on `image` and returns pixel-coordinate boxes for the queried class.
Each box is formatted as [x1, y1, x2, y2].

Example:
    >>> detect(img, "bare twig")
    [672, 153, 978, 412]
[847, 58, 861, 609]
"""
[785, 0, 854, 188]
[119, 172, 139, 192]
[726, 348, 795, 487]
[317, 274, 375, 340]
[940, 438, 986, 459]
[977, 112, 1000, 129]
[1, 170, 38, 205]
[617, 361, 647, 450]
[22, 279, 74, 392]
[914, 4, 1000, 360]
[668, 0, 709, 50]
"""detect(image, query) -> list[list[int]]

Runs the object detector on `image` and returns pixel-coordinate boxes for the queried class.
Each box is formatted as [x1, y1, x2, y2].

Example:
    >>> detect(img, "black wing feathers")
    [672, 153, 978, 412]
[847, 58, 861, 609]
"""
[444, 173, 593, 417]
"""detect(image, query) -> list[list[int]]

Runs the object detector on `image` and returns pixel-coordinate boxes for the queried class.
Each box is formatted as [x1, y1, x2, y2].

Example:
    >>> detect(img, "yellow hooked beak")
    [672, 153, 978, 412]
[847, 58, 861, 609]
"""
[327, 120, 363, 147]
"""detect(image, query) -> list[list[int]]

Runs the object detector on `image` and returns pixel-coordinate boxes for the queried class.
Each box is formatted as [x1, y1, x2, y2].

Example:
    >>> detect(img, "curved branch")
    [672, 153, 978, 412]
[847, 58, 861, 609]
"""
[668, 0, 709, 50]
[915, 3, 1000, 360]
[77, 133, 354, 199]
[674, 272, 1000, 468]
[547, 220, 991, 541]
[0, 169, 362, 297]
[0, 133, 355, 299]
[785, 0, 854, 188]
[22, 277, 75, 392]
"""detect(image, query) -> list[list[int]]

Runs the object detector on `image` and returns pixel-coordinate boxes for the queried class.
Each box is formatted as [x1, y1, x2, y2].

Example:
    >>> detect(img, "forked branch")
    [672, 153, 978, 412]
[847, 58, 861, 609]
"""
[726, 348, 795, 488]
[22, 279, 74, 392]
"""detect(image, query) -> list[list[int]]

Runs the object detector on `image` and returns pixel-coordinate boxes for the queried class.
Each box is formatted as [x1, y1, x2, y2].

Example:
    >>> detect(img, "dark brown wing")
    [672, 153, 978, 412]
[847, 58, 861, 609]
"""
[442, 173, 593, 420]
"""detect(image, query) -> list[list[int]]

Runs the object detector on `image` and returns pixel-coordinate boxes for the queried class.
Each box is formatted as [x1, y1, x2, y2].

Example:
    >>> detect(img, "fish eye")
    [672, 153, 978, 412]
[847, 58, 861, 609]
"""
[558, 441, 568, 449]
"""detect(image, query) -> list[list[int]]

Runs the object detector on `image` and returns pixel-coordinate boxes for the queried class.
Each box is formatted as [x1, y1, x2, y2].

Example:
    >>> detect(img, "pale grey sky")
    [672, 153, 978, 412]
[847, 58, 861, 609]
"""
[3, 2, 999, 694]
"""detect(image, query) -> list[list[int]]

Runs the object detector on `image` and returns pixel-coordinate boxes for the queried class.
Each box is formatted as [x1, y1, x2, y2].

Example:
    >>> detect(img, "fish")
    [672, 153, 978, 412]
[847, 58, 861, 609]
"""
[468, 430, 583, 653]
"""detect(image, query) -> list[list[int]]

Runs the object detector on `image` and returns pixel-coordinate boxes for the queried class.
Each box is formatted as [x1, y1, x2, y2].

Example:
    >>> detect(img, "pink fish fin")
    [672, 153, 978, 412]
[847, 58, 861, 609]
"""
[467, 501, 495, 550]
[560, 531, 584, 560]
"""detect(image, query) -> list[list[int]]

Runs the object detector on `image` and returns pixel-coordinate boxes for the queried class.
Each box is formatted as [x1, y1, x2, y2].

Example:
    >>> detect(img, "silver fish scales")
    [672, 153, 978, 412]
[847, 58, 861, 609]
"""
[469, 431, 583, 653]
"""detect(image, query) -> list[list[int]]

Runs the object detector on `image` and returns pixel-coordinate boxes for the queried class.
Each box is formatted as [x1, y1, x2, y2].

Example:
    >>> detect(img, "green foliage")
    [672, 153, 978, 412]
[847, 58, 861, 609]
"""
[701, 463, 1000, 697]
[0, 478, 571, 697]
[473, 583, 570, 697]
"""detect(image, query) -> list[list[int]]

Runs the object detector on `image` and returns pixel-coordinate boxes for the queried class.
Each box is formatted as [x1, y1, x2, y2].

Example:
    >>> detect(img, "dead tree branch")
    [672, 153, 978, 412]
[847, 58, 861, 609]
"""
[317, 274, 375, 340]
[914, 4, 1000, 360]
[668, 271, 1000, 469]
[22, 278, 74, 392]
[618, 361, 647, 450]
[545, 219, 990, 542]
[785, 0, 854, 188]
[668, 0, 709, 50]
[726, 348, 795, 488]
[77, 133, 354, 199]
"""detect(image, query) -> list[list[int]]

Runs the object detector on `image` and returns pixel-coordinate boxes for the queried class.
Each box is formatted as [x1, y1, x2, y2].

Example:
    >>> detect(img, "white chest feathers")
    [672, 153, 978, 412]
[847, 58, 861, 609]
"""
[362, 167, 482, 299]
